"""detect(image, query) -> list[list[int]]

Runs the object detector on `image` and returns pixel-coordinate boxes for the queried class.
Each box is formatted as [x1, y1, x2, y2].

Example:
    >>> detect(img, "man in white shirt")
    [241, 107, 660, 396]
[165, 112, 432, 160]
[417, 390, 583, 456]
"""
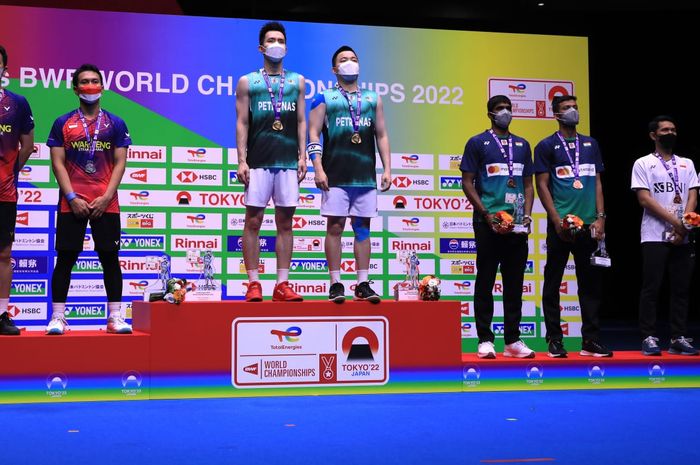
[631, 115, 699, 356]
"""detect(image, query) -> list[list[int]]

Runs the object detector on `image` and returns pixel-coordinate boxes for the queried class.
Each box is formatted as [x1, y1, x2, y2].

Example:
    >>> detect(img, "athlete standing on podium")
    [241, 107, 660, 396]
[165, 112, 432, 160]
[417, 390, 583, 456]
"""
[0, 45, 35, 336]
[308, 46, 391, 303]
[45, 64, 131, 335]
[236, 21, 307, 302]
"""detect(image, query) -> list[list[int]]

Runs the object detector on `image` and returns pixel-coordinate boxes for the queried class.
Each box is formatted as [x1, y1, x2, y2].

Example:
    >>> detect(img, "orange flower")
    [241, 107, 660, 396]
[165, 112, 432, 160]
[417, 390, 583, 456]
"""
[561, 214, 584, 233]
[683, 212, 700, 228]
[492, 210, 515, 234]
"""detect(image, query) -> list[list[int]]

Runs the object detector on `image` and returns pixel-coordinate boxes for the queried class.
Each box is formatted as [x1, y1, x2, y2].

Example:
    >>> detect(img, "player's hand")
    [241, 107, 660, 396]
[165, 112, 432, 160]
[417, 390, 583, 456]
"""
[88, 195, 110, 220]
[237, 162, 250, 186]
[314, 169, 329, 191]
[70, 197, 91, 219]
[297, 158, 307, 183]
[380, 171, 391, 192]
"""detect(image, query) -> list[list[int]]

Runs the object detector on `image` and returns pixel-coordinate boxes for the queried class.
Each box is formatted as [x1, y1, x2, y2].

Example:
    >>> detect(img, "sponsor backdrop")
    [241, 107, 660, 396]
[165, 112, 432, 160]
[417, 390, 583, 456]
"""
[2, 5, 588, 351]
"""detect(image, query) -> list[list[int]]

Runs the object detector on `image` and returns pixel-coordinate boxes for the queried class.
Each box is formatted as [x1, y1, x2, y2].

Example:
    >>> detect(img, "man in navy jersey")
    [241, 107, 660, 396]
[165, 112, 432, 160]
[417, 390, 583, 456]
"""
[461, 95, 535, 358]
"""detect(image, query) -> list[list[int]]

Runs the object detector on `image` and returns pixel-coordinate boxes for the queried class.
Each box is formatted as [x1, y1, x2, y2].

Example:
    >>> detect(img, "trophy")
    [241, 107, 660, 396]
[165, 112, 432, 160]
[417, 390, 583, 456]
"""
[144, 255, 171, 301]
[188, 249, 221, 301]
[393, 251, 421, 301]
[512, 193, 529, 234]
[590, 232, 612, 267]
[663, 204, 684, 242]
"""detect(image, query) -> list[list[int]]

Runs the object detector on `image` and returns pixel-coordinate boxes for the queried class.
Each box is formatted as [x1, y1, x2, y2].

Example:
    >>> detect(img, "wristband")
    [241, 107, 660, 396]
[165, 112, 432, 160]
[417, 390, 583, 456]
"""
[306, 142, 322, 161]
[65, 192, 78, 202]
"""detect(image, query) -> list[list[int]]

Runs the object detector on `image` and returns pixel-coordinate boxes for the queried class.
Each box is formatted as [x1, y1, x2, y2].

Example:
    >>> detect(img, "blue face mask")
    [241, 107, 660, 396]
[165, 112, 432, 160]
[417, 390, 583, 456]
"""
[557, 108, 579, 126]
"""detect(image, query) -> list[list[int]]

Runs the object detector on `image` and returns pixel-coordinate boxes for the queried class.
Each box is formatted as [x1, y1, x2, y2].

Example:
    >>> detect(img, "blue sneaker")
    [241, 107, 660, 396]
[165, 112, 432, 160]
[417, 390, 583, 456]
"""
[642, 336, 661, 356]
[669, 337, 699, 356]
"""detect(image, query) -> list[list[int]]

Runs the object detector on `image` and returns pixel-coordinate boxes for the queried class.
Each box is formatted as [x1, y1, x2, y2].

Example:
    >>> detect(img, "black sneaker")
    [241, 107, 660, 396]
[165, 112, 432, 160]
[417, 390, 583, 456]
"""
[0, 312, 20, 336]
[328, 282, 345, 304]
[581, 339, 613, 358]
[669, 337, 699, 356]
[354, 281, 381, 304]
[547, 339, 568, 358]
[642, 336, 661, 356]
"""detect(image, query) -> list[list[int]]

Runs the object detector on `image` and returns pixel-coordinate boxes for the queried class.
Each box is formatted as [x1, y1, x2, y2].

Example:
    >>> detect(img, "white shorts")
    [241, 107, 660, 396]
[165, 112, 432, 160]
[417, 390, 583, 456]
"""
[321, 187, 377, 218]
[244, 168, 299, 208]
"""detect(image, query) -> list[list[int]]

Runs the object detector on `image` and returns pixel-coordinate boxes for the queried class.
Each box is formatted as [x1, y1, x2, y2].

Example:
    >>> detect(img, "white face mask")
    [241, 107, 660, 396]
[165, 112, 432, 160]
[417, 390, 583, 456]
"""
[79, 93, 102, 104]
[264, 43, 286, 63]
[337, 61, 360, 82]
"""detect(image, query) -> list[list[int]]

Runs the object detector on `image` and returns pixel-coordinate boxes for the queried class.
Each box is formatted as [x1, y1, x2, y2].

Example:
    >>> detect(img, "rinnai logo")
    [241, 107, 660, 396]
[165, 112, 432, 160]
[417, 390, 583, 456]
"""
[128, 146, 165, 162]
[119, 257, 158, 272]
[389, 238, 433, 252]
[16, 212, 29, 226]
[173, 236, 221, 251]
[243, 363, 259, 375]
[130, 169, 148, 182]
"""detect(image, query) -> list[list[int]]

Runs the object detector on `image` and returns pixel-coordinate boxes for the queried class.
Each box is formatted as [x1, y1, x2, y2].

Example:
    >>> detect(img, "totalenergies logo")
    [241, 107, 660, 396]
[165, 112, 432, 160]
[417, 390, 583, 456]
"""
[508, 83, 527, 94]
[130, 191, 149, 200]
[342, 326, 379, 361]
[454, 281, 471, 291]
[299, 194, 315, 205]
[401, 217, 419, 226]
[129, 280, 149, 291]
[187, 214, 206, 224]
[19, 166, 32, 177]
[401, 154, 419, 164]
[271, 326, 302, 342]
[187, 148, 207, 158]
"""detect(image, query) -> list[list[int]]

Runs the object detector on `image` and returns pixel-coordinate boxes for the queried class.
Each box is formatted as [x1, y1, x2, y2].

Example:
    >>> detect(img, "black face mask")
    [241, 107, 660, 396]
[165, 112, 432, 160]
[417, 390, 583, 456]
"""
[658, 133, 677, 150]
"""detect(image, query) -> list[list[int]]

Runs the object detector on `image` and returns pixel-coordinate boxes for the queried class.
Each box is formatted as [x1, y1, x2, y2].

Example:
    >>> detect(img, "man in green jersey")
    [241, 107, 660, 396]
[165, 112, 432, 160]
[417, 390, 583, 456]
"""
[235, 21, 307, 302]
[308, 46, 391, 304]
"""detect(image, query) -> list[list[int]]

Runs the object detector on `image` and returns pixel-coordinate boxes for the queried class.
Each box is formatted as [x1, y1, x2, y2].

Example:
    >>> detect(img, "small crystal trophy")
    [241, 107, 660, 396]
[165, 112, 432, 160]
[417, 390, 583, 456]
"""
[394, 251, 420, 301]
[512, 193, 529, 234]
[189, 249, 221, 301]
[663, 204, 684, 242]
[590, 233, 612, 268]
[144, 255, 170, 301]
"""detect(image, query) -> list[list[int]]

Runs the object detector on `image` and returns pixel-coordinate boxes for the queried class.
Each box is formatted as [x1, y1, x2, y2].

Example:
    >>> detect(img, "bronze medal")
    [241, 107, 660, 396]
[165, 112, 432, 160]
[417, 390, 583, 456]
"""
[674, 194, 682, 204]
[351, 133, 362, 144]
[272, 120, 283, 131]
[507, 178, 516, 188]
[573, 179, 583, 189]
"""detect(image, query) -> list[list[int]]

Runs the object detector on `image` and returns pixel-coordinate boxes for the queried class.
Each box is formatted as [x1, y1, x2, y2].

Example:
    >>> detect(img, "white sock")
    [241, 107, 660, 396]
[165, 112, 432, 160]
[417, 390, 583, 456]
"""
[51, 303, 66, 319]
[330, 270, 341, 284]
[247, 269, 260, 282]
[357, 270, 369, 284]
[277, 269, 289, 283]
[108, 302, 121, 320]
[0, 297, 8, 316]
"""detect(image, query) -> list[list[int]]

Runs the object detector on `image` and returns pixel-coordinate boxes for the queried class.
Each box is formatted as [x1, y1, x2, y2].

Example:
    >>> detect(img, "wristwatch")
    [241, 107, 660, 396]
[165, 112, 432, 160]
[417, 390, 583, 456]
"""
[596, 212, 607, 219]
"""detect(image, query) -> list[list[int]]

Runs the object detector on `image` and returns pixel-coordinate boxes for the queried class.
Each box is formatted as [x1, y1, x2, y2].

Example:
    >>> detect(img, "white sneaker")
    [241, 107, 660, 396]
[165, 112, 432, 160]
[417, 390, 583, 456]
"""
[477, 341, 496, 359]
[504, 340, 535, 358]
[46, 316, 68, 335]
[107, 317, 132, 334]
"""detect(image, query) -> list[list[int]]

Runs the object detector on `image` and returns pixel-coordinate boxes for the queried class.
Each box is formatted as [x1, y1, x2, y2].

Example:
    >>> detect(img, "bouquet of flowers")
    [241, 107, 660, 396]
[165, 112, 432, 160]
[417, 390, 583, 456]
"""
[561, 214, 584, 236]
[491, 211, 514, 234]
[148, 278, 194, 304]
[418, 275, 441, 301]
[683, 212, 700, 229]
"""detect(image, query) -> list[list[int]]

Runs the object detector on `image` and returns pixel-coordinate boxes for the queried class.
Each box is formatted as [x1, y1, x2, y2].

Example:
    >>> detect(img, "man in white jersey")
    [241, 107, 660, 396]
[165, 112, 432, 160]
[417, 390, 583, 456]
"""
[631, 115, 699, 356]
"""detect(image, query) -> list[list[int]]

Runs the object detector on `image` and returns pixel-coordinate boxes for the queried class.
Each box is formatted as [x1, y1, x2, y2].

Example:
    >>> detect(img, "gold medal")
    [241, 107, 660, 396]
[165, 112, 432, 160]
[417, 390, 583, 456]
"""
[272, 120, 283, 131]
[351, 133, 362, 144]
[573, 179, 583, 189]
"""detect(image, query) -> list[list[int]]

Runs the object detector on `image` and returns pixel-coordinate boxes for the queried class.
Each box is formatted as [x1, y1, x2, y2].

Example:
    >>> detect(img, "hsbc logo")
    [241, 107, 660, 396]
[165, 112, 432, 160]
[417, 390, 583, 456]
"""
[177, 171, 198, 183]
[130, 169, 148, 182]
[293, 217, 307, 229]
[341, 260, 356, 272]
[393, 176, 412, 188]
[560, 282, 569, 294]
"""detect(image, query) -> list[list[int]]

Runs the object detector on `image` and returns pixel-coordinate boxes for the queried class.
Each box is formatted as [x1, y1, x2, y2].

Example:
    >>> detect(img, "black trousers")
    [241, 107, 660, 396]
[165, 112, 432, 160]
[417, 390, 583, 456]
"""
[542, 222, 602, 342]
[639, 242, 694, 339]
[474, 221, 529, 345]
